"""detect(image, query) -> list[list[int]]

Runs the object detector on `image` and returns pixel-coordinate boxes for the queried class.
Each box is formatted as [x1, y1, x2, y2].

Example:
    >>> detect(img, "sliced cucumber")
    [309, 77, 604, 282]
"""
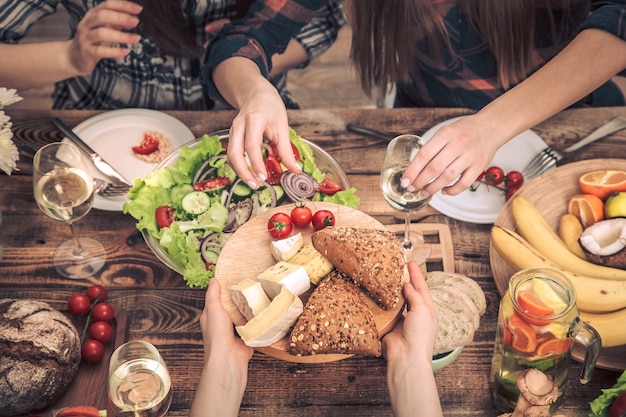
[182, 191, 211, 215]
[170, 184, 195, 207]
[217, 163, 237, 183]
[273, 185, 285, 205]
[231, 182, 253, 203]
[258, 185, 285, 207]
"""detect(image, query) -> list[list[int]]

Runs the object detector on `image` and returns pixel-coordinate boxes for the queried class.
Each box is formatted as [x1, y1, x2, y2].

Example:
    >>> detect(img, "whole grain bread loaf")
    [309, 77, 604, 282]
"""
[311, 226, 405, 310]
[288, 270, 382, 357]
[0, 299, 81, 416]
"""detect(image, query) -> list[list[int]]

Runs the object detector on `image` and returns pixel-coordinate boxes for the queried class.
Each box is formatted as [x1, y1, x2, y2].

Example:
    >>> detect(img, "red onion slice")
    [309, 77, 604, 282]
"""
[280, 171, 317, 202]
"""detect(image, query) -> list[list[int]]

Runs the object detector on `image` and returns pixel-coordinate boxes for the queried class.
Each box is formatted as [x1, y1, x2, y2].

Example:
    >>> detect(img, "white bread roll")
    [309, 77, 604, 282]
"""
[430, 288, 477, 354]
[426, 271, 487, 315]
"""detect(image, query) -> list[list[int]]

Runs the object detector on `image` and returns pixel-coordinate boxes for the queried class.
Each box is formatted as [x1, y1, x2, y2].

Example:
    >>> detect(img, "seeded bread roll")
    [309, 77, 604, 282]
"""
[289, 270, 382, 357]
[311, 226, 405, 310]
[0, 299, 81, 416]
[426, 271, 487, 316]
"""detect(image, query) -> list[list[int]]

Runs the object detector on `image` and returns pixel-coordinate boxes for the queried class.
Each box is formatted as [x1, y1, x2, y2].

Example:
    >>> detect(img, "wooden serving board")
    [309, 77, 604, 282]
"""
[23, 305, 128, 417]
[215, 202, 409, 363]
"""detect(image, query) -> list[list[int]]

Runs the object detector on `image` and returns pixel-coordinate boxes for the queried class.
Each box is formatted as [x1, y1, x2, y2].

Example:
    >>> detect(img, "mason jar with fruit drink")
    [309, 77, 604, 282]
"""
[490, 267, 601, 413]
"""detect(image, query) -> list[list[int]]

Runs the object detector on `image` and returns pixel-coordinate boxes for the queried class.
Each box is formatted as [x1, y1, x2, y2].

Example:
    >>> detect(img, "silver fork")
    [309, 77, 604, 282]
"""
[522, 116, 626, 179]
[93, 178, 131, 197]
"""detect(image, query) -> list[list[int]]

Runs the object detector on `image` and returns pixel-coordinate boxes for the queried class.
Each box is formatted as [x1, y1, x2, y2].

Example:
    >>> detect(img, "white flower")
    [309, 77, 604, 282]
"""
[0, 87, 22, 175]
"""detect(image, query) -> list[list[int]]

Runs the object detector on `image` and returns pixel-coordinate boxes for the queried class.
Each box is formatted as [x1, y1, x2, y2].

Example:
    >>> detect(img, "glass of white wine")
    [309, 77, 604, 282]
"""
[108, 341, 172, 417]
[33, 142, 105, 279]
[381, 134, 432, 264]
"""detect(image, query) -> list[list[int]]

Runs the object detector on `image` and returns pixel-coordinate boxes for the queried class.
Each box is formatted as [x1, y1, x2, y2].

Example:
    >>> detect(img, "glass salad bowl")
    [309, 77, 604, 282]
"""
[140, 130, 351, 277]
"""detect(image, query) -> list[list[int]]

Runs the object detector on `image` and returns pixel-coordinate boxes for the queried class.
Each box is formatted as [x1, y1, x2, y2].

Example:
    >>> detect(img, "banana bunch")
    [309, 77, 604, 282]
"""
[491, 196, 626, 348]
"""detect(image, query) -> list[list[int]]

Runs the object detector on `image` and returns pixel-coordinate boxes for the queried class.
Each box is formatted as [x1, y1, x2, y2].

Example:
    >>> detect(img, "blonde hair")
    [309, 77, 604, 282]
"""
[346, 0, 571, 97]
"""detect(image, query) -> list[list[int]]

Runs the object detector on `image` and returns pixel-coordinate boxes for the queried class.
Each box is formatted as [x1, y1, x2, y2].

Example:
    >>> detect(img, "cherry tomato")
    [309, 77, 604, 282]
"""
[91, 302, 115, 322]
[311, 209, 335, 231]
[265, 154, 283, 185]
[193, 177, 230, 191]
[290, 203, 313, 228]
[269, 142, 301, 162]
[85, 284, 107, 303]
[609, 391, 626, 417]
[81, 339, 105, 363]
[132, 133, 159, 155]
[67, 293, 91, 315]
[89, 320, 113, 344]
[505, 185, 521, 202]
[155, 205, 175, 228]
[317, 177, 343, 196]
[484, 166, 505, 186]
[505, 170, 525, 188]
[267, 212, 293, 239]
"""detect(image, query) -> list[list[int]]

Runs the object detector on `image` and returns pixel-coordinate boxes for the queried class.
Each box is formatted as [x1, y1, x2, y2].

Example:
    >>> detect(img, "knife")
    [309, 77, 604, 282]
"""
[346, 123, 397, 141]
[51, 117, 132, 186]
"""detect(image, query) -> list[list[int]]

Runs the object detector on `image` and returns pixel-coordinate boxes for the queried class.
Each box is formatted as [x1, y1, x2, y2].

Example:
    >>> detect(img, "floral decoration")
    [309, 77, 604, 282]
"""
[0, 88, 22, 175]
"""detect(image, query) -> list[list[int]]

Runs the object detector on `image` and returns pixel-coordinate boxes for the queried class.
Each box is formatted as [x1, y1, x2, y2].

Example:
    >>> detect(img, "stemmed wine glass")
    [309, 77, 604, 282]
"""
[108, 341, 172, 417]
[381, 134, 432, 264]
[32, 142, 105, 279]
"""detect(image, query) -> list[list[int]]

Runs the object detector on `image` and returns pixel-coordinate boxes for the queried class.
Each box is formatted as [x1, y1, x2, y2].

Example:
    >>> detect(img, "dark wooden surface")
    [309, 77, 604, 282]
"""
[2, 107, 626, 417]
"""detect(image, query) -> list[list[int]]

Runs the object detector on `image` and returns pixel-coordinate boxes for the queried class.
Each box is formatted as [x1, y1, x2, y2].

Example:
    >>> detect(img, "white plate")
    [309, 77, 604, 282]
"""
[421, 117, 547, 224]
[64, 109, 195, 211]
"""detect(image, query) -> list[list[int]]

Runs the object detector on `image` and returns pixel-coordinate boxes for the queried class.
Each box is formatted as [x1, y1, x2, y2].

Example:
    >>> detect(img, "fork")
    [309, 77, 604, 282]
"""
[93, 178, 131, 197]
[522, 116, 626, 179]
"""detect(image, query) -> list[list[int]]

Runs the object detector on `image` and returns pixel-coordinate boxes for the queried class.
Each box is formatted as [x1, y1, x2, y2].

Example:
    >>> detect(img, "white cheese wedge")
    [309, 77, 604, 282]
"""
[288, 242, 334, 285]
[235, 285, 303, 347]
[271, 232, 304, 262]
[230, 278, 271, 321]
[257, 261, 311, 299]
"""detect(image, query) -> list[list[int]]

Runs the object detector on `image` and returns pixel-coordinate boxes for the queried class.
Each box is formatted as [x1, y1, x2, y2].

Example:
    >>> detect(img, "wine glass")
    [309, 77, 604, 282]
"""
[32, 142, 105, 278]
[380, 134, 433, 264]
[108, 341, 172, 417]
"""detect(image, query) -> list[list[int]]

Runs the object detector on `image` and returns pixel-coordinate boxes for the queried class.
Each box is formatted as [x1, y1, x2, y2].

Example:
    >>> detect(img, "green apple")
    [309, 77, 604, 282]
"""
[605, 192, 626, 218]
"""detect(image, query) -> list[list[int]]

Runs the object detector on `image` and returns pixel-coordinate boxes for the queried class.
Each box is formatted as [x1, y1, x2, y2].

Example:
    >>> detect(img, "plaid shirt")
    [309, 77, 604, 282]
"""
[0, 0, 345, 110]
[395, 0, 626, 109]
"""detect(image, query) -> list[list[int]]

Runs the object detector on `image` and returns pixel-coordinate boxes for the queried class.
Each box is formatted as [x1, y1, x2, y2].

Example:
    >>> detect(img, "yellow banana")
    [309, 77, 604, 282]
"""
[491, 225, 626, 313]
[511, 196, 626, 280]
[580, 308, 626, 348]
[558, 213, 587, 259]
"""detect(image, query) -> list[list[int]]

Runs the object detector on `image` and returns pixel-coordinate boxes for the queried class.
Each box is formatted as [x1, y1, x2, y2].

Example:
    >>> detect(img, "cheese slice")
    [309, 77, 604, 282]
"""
[271, 232, 304, 262]
[230, 278, 271, 321]
[257, 261, 310, 299]
[288, 243, 334, 285]
[235, 285, 303, 347]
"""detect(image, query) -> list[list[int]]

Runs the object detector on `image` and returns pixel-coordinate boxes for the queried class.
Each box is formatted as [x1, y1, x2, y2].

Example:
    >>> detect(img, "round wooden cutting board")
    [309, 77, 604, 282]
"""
[215, 202, 406, 363]
[490, 158, 626, 372]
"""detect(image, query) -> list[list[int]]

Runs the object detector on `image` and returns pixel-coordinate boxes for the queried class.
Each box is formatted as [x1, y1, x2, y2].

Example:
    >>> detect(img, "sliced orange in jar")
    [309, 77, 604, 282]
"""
[535, 336, 572, 356]
[507, 313, 538, 353]
[579, 170, 626, 201]
[568, 193, 605, 228]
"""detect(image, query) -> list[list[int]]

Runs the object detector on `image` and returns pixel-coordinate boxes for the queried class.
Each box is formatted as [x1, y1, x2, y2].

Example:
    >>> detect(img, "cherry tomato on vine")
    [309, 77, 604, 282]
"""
[317, 178, 343, 196]
[85, 284, 107, 303]
[91, 302, 115, 322]
[89, 321, 113, 344]
[505, 170, 525, 189]
[267, 212, 293, 238]
[67, 293, 91, 315]
[609, 391, 626, 417]
[155, 205, 175, 228]
[81, 339, 105, 363]
[132, 134, 159, 155]
[311, 210, 335, 231]
[484, 166, 505, 186]
[290, 203, 313, 228]
[505, 186, 521, 202]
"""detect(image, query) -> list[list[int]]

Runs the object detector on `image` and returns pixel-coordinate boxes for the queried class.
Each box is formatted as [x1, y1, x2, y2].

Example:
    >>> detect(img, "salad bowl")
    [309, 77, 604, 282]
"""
[134, 130, 353, 281]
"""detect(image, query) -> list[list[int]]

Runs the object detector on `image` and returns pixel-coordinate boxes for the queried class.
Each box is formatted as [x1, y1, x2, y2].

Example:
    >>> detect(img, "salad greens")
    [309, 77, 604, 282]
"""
[123, 129, 360, 288]
[589, 369, 626, 417]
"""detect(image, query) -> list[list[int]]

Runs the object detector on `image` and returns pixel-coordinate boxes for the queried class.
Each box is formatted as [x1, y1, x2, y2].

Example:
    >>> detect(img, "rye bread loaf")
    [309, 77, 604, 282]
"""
[426, 271, 487, 315]
[288, 270, 382, 357]
[311, 226, 405, 310]
[0, 299, 81, 416]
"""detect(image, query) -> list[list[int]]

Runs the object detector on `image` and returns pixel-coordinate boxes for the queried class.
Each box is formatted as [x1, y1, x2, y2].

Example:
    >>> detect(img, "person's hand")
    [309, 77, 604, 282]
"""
[200, 278, 253, 365]
[400, 114, 505, 197]
[382, 261, 438, 363]
[68, 0, 143, 75]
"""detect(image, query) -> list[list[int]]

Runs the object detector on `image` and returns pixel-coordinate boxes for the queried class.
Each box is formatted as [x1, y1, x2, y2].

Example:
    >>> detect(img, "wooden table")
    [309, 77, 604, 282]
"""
[2, 107, 626, 417]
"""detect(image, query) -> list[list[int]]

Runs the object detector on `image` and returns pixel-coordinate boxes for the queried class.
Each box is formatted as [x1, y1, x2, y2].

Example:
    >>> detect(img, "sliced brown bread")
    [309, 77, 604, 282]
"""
[311, 226, 405, 310]
[430, 287, 478, 354]
[288, 270, 382, 357]
[426, 271, 487, 316]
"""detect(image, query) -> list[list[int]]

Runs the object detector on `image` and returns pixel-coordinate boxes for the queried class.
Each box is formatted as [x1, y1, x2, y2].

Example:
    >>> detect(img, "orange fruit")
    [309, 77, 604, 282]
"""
[535, 336, 572, 356]
[579, 170, 626, 200]
[507, 313, 538, 353]
[568, 193, 605, 228]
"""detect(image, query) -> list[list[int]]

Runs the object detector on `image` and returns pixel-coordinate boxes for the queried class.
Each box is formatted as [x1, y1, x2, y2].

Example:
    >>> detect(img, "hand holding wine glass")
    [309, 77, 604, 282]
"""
[381, 135, 432, 264]
[32, 142, 105, 278]
[108, 341, 172, 417]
